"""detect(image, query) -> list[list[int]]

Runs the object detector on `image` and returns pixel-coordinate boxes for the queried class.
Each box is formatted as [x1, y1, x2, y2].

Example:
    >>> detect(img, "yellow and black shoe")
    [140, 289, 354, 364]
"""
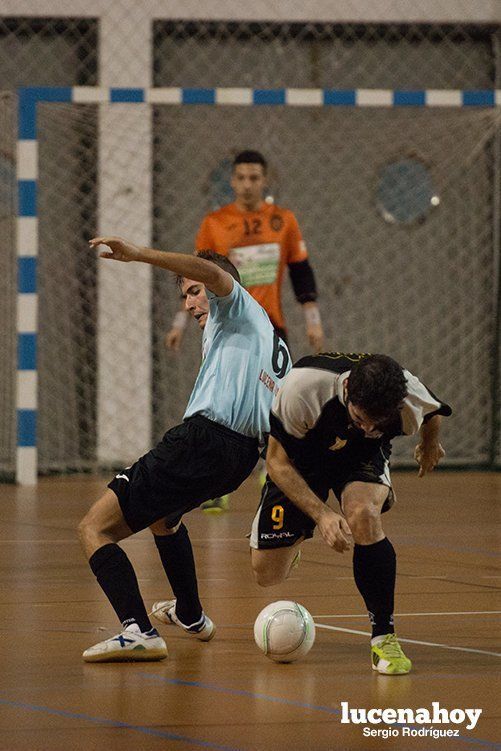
[200, 495, 230, 514]
[371, 633, 412, 675]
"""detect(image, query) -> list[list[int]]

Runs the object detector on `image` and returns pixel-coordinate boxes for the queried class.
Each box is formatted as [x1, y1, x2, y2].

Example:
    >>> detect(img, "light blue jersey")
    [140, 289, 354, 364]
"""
[184, 281, 291, 441]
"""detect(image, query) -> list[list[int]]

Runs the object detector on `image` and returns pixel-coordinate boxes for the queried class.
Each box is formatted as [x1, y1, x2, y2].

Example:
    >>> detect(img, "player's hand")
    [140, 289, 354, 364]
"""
[414, 442, 445, 477]
[164, 327, 184, 351]
[89, 236, 142, 263]
[307, 323, 325, 353]
[317, 507, 352, 552]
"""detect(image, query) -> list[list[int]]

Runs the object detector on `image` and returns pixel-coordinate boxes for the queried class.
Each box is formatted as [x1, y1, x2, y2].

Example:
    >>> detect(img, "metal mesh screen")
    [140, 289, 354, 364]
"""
[153, 21, 498, 89]
[151, 20, 500, 467]
[37, 104, 98, 472]
[0, 17, 97, 89]
[152, 104, 500, 466]
[0, 17, 499, 475]
[0, 92, 16, 477]
[26, 100, 498, 469]
[0, 17, 97, 477]
[9, 98, 498, 473]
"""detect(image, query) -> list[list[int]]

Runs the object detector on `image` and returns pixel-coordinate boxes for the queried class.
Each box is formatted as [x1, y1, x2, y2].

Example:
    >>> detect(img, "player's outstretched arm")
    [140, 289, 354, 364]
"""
[266, 436, 351, 552]
[89, 237, 233, 297]
[413, 414, 445, 477]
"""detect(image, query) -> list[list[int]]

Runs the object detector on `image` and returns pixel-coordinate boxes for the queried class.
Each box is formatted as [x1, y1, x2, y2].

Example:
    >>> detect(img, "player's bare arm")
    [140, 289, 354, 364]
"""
[165, 305, 189, 351]
[165, 325, 185, 352]
[414, 414, 445, 477]
[266, 436, 351, 552]
[89, 236, 234, 296]
[302, 301, 325, 352]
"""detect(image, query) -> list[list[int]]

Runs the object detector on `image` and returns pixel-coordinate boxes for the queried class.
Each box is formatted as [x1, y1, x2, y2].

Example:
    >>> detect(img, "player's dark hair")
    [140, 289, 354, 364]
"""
[233, 150, 267, 173]
[196, 249, 241, 283]
[176, 249, 241, 289]
[347, 354, 407, 422]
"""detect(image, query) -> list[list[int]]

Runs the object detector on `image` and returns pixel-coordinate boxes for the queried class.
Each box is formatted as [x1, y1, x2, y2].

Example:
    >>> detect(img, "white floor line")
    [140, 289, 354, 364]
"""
[0, 540, 78, 544]
[315, 623, 501, 658]
[313, 610, 501, 618]
[404, 574, 501, 584]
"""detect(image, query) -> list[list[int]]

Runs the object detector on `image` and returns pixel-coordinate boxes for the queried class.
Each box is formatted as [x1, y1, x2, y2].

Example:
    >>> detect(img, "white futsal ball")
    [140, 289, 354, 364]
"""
[254, 600, 315, 663]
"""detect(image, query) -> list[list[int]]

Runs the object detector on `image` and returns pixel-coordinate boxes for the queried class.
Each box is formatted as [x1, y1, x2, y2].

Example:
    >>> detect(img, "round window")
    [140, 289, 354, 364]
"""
[376, 158, 439, 225]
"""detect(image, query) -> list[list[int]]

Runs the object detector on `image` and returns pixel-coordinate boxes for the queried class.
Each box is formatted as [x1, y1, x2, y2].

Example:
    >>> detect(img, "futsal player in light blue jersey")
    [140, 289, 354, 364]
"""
[79, 237, 291, 662]
[183, 251, 289, 441]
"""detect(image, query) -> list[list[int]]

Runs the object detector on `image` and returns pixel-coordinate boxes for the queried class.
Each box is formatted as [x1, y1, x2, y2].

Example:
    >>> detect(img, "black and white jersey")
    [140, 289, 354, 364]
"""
[270, 353, 452, 464]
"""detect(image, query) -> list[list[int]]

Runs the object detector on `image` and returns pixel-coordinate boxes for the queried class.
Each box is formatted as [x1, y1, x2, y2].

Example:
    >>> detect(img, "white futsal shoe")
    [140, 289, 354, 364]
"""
[151, 599, 216, 641]
[83, 626, 167, 662]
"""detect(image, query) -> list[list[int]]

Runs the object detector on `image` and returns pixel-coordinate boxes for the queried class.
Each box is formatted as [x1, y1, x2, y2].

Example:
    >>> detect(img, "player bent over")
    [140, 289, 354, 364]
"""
[249, 353, 451, 675]
[79, 237, 290, 662]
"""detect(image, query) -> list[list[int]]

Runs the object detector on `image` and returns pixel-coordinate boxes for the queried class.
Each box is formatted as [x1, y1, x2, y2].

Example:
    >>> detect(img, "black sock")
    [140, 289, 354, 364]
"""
[154, 523, 202, 626]
[89, 543, 152, 633]
[353, 537, 396, 639]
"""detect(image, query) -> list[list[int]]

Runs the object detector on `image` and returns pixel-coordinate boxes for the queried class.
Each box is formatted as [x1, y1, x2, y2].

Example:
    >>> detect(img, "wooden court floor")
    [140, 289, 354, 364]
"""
[0, 471, 500, 751]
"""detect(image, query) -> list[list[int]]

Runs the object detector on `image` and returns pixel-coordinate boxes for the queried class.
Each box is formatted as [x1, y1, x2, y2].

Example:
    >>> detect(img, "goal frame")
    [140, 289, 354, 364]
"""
[15, 85, 501, 483]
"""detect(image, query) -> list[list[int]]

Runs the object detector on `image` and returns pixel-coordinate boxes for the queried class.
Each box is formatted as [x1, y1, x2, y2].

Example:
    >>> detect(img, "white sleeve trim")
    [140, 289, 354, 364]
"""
[401, 369, 443, 436]
[272, 368, 340, 438]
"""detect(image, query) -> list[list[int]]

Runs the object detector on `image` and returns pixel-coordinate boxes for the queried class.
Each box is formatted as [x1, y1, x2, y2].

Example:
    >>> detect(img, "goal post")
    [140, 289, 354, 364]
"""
[9, 85, 501, 483]
[16, 86, 153, 483]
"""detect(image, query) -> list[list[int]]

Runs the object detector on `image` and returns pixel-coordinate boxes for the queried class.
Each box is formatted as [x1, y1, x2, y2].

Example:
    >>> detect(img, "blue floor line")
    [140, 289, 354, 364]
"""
[139, 674, 501, 749]
[140, 673, 339, 713]
[0, 697, 242, 751]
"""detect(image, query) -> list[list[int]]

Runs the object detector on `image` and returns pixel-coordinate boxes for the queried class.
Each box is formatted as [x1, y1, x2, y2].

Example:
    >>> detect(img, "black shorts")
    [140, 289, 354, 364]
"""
[109, 415, 259, 533]
[249, 444, 394, 549]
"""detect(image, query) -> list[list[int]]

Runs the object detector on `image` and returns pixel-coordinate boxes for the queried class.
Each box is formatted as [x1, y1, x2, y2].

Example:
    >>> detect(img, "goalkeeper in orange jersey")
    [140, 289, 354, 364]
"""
[166, 150, 324, 353]
[165, 150, 324, 512]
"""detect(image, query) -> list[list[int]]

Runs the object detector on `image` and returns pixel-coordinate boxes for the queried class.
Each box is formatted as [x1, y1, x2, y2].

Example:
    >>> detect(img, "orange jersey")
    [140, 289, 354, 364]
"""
[195, 202, 308, 329]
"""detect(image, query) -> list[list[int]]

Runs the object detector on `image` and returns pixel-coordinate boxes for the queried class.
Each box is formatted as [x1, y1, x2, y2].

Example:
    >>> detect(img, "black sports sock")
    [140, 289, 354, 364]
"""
[89, 543, 152, 633]
[353, 537, 396, 639]
[154, 523, 202, 626]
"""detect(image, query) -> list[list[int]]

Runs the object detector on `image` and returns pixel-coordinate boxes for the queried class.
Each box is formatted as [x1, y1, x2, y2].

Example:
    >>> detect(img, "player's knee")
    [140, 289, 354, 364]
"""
[251, 557, 284, 587]
[77, 505, 111, 547]
[254, 569, 284, 587]
[342, 495, 382, 540]
[149, 518, 180, 536]
[77, 513, 94, 546]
